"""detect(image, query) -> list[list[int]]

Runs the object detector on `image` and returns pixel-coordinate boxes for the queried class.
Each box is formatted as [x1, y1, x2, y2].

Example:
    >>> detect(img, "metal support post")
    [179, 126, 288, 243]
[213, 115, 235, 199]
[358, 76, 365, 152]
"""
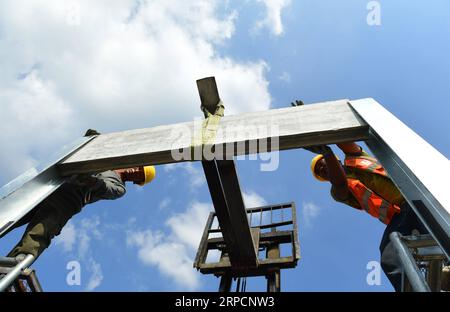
[219, 275, 232, 292]
[390, 232, 430, 292]
[0, 254, 35, 292]
[427, 260, 442, 292]
[266, 233, 281, 292]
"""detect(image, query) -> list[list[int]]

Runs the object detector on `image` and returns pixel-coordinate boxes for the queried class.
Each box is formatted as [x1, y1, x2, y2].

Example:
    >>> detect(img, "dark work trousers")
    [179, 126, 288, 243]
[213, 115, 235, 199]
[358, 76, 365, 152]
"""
[6, 199, 82, 259]
[379, 201, 429, 291]
[5, 171, 125, 260]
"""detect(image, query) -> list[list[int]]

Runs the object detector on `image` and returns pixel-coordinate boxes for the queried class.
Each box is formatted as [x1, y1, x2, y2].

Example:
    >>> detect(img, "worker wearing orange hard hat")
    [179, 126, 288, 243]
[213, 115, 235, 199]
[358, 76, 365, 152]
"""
[6, 130, 156, 262]
[305, 141, 430, 291]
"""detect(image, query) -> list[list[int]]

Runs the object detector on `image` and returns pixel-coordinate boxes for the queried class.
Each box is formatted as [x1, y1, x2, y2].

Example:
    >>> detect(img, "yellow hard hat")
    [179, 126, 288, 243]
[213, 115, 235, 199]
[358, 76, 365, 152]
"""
[310, 154, 327, 182]
[310, 154, 341, 182]
[137, 166, 156, 186]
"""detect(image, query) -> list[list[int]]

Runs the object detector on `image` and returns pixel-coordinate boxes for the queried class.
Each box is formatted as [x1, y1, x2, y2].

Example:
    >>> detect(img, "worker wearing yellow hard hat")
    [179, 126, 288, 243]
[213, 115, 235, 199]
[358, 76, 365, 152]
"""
[310, 154, 340, 182]
[310, 154, 327, 182]
[140, 165, 156, 185]
[7, 164, 157, 262]
[304, 141, 429, 291]
[6, 129, 157, 264]
[114, 165, 156, 186]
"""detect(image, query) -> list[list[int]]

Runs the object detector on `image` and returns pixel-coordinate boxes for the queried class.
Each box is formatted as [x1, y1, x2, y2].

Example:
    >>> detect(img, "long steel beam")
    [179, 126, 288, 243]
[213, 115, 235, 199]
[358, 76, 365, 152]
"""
[58, 99, 369, 175]
[0, 136, 96, 237]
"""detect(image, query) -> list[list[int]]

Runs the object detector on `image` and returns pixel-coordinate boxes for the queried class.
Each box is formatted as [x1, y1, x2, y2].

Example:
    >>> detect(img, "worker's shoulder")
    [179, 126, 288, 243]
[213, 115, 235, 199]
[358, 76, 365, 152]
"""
[95, 170, 120, 179]
[93, 170, 124, 186]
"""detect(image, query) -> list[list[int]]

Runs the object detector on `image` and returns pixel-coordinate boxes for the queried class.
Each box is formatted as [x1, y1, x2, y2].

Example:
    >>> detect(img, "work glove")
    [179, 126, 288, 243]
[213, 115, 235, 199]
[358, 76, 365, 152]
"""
[303, 145, 333, 156]
[291, 100, 304, 107]
[84, 129, 100, 136]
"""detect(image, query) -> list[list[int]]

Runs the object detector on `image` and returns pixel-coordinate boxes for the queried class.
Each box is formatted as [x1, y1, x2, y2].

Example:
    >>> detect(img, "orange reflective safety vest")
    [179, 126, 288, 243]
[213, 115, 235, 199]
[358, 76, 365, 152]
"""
[344, 155, 401, 225]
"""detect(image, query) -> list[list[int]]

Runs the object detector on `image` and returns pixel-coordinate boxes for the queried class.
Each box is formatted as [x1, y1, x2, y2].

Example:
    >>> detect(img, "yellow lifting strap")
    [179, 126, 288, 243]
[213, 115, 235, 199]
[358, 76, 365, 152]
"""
[191, 101, 225, 158]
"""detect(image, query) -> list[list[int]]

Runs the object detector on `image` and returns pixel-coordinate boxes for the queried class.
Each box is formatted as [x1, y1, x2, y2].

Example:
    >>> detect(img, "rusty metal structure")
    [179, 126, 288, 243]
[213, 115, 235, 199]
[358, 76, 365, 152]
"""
[194, 202, 300, 292]
[390, 233, 447, 292]
[0, 256, 42, 292]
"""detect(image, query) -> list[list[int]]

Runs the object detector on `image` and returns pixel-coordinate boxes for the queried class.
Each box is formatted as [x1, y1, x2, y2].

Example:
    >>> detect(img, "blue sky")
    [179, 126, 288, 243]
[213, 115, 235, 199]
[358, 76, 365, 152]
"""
[1, 0, 449, 292]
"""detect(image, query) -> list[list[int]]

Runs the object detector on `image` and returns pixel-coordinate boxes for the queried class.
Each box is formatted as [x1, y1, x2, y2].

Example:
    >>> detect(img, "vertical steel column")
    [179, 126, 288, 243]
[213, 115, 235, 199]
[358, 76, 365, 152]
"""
[349, 99, 450, 258]
[28, 270, 43, 292]
[202, 160, 258, 267]
[219, 275, 232, 292]
[198, 77, 257, 268]
[427, 260, 442, 292]
[202, 161, 240, 265]
[390, 232, 430, 292]
[193, 212, 215, 268]
[266, 229, 281, 292]
[266, 271, 281, 292]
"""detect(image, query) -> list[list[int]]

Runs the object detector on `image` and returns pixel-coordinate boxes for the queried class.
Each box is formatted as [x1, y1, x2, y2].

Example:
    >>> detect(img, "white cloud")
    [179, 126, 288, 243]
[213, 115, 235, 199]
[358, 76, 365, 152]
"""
[254, 0, 291, 36]
[166, 202, 212, 250]
[243, 190, 269, 227]
[278, 71, 291, 83]
[184, 163, 205, 189]
[302, 201, 321, 228]
[55, 216, 105, 291]
[243, 190, 267, 208]
[163, 163, 181, 173]
[127, 190, 267, 290]
[85, 258, 104, 292]
[0, 0, 271, 184]
[127, 201, 211, 290]
[0, 71, 75, 181]
[163, 162, 205, 191]
[54, 221, 76, 253]
[158, 198, 172, 210]
[127, 228, 201, 290]
[127, 230, 200, 290]
[78, 217, 102, 259]
[53, 190, 267, 290]
[78, 219, 104, 292]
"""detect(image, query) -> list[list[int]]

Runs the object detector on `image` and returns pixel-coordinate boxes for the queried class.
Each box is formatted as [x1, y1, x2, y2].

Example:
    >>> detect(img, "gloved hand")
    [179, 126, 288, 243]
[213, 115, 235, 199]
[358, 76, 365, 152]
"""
[291, 100, 304, 107]
[84, 129, 100, 136]
[303, 145, 333, 156]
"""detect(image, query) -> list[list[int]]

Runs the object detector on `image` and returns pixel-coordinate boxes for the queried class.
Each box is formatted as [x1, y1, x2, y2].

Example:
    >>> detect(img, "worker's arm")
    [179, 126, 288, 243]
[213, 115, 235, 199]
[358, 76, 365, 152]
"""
[322, 147, 349, 200]
[336, 142, 363, 155]
[89, 170, 126, 201]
